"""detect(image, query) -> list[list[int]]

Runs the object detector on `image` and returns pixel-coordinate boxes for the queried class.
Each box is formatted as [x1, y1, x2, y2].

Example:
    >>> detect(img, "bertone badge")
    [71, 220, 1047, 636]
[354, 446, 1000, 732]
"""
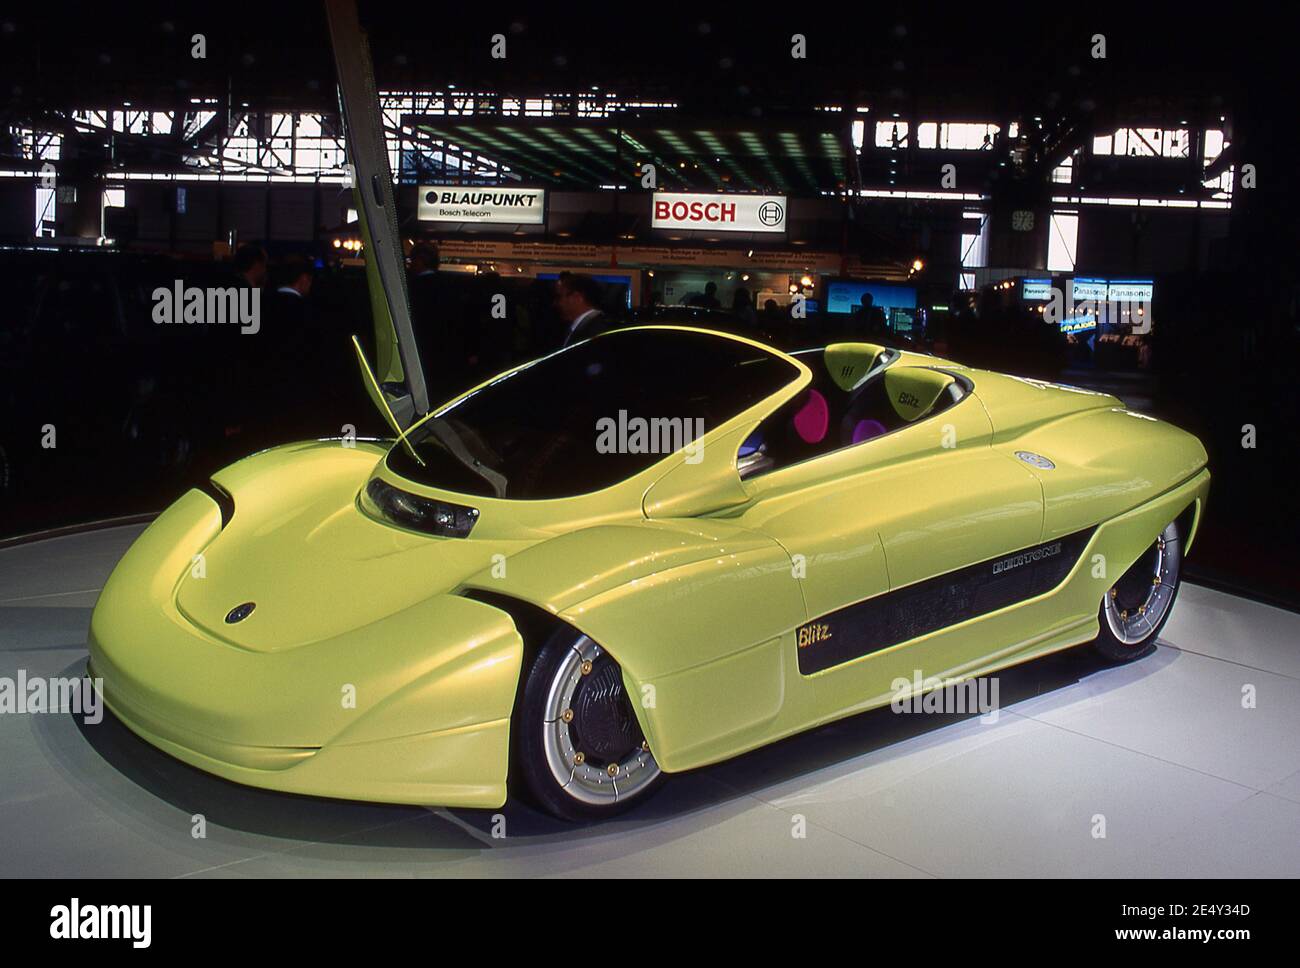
[1015, 451, 1055, 470]
[225, 602, 256, 624]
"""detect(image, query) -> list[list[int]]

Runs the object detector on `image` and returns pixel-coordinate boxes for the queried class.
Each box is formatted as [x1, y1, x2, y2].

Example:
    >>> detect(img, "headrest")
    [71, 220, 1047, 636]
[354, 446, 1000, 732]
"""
[851, 419, 889, 443]
[793, 389, 830, 443]
[884, 368, 956, 422]
[824, 342, 885, 391]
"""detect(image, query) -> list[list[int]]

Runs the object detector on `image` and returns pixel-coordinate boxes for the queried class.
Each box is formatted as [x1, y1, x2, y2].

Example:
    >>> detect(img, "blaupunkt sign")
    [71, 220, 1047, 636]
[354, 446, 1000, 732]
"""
[418, 186, 546, 224]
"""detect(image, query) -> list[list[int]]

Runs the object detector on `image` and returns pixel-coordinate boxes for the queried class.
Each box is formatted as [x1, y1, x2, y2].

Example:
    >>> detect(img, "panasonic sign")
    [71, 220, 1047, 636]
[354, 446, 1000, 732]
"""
[418, 186, 545, 225]
[651, 192, 787, 233]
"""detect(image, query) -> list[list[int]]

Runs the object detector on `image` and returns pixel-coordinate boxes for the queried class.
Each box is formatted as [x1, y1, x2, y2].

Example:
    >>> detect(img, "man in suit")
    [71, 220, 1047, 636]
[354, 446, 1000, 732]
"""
[852, 291, 888, 338]
[270, 256, 313, 330]
[242, 256, 316, 439]
[687, 281, 721, 310]
[232, 243, 268, 290]
[554, 271, 610, 348]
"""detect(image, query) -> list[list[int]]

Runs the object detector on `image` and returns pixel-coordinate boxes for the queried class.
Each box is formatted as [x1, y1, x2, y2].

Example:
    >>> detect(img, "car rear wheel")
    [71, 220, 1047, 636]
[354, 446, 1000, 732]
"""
[515, 628, 663, 821]
[1093, 519, 1182, 662]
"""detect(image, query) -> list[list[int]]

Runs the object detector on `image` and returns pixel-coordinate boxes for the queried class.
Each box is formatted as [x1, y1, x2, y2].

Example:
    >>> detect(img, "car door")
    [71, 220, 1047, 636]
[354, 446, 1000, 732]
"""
[327, 0, 429, 432]
[738, 368, 1043, 720]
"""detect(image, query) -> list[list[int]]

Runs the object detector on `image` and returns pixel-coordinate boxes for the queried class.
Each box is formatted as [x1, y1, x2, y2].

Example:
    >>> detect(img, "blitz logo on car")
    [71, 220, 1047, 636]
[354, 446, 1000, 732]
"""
[797, 622, 833, 648]
[897, 391, 921, 409]
[992, 541, 1063, 576]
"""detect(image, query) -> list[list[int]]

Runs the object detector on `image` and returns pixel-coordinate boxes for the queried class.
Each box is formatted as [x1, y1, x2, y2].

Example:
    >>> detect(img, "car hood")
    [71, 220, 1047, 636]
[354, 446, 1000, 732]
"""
[176, 505, 511, 654]
[175, 443, 534, 654]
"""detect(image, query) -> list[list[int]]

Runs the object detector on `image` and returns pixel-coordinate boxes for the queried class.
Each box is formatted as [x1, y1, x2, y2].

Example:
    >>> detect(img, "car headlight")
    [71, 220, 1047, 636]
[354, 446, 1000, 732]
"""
[365, 478, 480, 538]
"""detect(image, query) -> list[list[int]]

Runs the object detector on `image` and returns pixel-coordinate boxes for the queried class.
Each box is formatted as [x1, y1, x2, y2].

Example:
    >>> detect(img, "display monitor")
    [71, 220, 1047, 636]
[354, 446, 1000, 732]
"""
[826, 280, 917, 316]
[537, 272, 634, 309]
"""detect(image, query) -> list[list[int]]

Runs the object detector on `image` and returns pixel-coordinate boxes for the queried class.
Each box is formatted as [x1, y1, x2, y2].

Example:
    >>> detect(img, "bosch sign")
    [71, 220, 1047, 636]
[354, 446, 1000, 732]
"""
[651, 192, 787, 233]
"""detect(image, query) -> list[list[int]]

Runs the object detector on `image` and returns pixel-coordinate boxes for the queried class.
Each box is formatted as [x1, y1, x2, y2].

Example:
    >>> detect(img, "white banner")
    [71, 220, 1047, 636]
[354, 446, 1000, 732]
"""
[651, 192, 787, 233]
[418, 186, 545, 224]
[1071, 278, 1108, 301]
[1022, 278, 1054, 300]
[1107, 280, 1154, 302]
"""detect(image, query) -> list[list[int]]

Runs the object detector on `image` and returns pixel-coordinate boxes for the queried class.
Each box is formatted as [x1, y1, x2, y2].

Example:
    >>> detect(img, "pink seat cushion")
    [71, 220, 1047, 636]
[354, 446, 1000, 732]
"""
[793, 389, 830, 444]
[851, 418, 888, 443]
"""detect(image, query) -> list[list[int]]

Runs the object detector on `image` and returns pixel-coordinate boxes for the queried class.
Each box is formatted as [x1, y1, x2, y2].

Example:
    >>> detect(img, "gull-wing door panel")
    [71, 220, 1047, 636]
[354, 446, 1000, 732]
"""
[326, 0, 428, 429]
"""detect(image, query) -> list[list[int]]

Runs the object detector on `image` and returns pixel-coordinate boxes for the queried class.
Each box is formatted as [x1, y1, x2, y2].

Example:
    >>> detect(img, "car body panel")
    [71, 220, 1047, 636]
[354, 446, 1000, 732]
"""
[610, 466, 1208, 772]
[998, 405, 1210, 540]
[740, 380, 1043, 600]
[88, 328, 1210, 805]
[89, 482, 524, 806]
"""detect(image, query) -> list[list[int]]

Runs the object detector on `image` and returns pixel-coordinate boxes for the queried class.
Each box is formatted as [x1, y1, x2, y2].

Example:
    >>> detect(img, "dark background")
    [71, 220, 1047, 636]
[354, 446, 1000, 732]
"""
[0, 3, 1296, 607]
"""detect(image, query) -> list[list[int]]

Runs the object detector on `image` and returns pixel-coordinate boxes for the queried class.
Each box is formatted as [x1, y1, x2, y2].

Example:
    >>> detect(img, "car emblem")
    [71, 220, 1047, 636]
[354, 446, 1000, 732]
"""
[225, 602, 256, 624]
[1015, 451, 1055, 470]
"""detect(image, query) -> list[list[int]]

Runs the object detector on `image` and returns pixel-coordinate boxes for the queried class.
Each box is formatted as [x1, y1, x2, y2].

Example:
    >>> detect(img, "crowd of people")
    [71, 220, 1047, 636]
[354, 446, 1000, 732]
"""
[225, 243, 1068, 406]
[223, 242, 635, 408]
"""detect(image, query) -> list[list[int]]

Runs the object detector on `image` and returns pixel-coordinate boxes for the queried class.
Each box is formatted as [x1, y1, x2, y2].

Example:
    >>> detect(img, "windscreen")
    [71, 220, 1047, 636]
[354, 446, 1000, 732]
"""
[385, 328, 800, 499]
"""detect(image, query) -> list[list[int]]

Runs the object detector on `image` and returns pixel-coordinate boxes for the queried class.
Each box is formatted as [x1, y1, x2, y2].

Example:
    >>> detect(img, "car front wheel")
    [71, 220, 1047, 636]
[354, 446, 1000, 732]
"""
[515, 628, 663, 821]
[1093, 519, 1183, 662]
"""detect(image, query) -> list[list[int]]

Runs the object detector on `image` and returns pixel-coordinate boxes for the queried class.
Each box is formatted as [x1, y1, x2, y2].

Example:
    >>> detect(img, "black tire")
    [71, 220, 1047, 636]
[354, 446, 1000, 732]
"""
[1093, 519, 1183, 663]
[514, 627, 664, 821]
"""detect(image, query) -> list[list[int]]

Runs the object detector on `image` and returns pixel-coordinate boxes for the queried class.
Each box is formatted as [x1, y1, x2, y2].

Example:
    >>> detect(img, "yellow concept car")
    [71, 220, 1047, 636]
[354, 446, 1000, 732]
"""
[87, 2, 1209, 820]
[88, 324, 1209, 820]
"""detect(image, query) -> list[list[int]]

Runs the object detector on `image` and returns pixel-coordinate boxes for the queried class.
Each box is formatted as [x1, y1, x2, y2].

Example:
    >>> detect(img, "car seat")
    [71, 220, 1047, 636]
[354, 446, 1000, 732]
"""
[839, 366, 958, 445]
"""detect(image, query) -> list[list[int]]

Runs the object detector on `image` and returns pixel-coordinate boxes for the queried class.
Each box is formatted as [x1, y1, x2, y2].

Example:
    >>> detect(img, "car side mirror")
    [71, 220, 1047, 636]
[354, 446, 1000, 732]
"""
[642, 423, 755, 519]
